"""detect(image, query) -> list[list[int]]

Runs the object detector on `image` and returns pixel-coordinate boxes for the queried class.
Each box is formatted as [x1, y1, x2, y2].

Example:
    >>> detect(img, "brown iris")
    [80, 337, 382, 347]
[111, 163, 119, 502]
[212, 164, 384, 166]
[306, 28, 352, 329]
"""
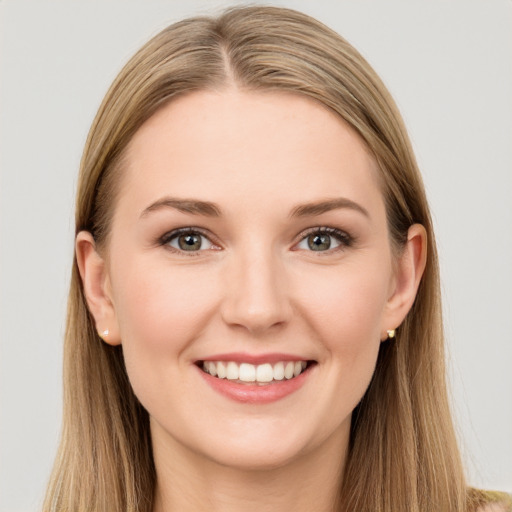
[178, 233, 202, 251]
[307, 233, 331, 251]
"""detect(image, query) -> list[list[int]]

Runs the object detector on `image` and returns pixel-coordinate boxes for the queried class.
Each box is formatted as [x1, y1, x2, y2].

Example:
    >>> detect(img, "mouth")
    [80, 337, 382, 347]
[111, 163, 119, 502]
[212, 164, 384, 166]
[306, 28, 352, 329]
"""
[196, 359, 316, 385]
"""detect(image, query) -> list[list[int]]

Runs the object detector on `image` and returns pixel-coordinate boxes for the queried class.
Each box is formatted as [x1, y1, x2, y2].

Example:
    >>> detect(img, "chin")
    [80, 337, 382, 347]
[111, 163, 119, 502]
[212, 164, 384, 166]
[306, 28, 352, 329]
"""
[176, 413, 349, 473]
[200, 437, 311, 472]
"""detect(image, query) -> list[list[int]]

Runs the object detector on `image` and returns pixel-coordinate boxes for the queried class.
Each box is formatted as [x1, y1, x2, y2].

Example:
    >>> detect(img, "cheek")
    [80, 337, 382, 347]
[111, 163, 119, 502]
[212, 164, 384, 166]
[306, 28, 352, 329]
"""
[113, 256, 219, 342]
[109, 257, 227, 425]
[292, 258, 389, 404]
[271, 260, 390, 445]
[294, 258, 390, 348]
[109, 257, 221, 396]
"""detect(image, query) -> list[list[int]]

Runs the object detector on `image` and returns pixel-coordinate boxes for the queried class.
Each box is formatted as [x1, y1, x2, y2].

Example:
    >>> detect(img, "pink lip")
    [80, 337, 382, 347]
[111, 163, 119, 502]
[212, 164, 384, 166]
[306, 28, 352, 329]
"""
[195, 361, 314, 404]
[199, 352, 309, 365]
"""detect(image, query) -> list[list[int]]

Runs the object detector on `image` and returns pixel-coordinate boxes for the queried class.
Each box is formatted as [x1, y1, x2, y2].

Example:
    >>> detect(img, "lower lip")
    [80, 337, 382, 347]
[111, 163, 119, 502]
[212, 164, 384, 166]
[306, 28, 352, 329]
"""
[196, 365, 313, 404]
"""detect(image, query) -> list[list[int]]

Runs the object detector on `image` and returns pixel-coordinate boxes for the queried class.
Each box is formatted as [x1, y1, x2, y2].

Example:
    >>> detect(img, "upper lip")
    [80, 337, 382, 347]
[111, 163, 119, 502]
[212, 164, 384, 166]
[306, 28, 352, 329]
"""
[197, 352, 314, 365]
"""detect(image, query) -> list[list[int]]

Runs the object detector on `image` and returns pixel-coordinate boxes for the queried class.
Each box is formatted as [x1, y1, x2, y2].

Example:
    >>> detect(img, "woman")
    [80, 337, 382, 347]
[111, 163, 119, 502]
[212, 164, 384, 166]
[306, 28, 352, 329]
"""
[43, 6, 511, 512]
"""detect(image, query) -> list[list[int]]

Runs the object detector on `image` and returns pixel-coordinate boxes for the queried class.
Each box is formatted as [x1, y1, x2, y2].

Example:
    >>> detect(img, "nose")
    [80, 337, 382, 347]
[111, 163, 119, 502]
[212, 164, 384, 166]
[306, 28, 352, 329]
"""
[220, 247, 292, 335]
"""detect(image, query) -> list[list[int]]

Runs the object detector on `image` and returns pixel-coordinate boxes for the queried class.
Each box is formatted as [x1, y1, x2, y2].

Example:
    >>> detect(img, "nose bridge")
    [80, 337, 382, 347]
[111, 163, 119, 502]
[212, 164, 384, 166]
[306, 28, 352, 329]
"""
[221, 241, 291, 334]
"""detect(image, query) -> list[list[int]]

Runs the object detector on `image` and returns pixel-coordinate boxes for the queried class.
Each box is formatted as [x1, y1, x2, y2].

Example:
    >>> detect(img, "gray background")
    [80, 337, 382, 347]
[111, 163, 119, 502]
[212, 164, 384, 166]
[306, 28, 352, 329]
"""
[1, 1, 511, 510]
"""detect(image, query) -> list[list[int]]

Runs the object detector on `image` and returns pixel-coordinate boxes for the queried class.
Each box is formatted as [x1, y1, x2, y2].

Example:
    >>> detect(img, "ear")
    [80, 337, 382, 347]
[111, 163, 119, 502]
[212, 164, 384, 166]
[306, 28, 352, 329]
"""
[381, 224, 427, 340]
[75, 231, 121, 346]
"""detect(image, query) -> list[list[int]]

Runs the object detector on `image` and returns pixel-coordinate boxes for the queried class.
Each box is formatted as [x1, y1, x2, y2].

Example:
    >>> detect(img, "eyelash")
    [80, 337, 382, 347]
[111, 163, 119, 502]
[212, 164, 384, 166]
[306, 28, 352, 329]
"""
[297, 227, 354, 253]
[158, 226, 354, 255]
[158, 227, 217, 256]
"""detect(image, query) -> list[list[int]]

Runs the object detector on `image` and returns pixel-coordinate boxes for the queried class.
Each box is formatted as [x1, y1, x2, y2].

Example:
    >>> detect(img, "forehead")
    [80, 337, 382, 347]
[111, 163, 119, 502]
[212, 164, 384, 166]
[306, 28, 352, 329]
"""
[119, 89, 383, 219]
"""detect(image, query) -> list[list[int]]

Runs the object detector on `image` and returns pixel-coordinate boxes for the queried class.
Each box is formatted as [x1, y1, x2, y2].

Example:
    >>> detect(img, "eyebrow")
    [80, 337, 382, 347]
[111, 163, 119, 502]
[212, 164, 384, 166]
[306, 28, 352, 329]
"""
[289, 198, 369, 218]
[140, 197, 222, 218]
[140, 196, 369, 219]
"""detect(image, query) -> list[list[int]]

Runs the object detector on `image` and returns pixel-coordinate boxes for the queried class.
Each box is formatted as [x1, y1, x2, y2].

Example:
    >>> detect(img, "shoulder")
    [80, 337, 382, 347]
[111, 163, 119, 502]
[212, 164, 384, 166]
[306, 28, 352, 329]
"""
[473, 490, 512, 512]
[477, 504, 511, 512]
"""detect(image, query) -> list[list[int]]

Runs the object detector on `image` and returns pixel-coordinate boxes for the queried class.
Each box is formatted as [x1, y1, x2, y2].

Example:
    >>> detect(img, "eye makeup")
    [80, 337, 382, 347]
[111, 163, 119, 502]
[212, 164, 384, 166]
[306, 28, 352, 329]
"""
[156, 224, 356, 256]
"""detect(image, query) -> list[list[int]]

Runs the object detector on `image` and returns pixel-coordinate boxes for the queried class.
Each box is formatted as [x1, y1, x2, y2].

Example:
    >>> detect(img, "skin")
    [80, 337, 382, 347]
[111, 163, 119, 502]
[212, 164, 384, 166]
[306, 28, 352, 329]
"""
[77, 89, 426, 512]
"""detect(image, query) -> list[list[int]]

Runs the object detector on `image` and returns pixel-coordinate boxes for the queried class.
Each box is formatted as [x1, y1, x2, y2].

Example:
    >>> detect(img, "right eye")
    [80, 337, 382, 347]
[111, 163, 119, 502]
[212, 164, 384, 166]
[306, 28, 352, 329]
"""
[161, 229, 215, 253]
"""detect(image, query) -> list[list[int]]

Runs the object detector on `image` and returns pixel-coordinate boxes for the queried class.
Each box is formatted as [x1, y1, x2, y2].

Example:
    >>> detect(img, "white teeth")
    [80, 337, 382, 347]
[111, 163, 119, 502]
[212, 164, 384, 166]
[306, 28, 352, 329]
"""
[217, 361, 227, 379]
[207, 361, 217, 377]
[226, 362, 239, 380]
[256, 363, 273, 383]
[273, 362, 285, 380]
[239, 363, 256, 382]
[202, 360, 309, 383]
[284, 362, 295, 379]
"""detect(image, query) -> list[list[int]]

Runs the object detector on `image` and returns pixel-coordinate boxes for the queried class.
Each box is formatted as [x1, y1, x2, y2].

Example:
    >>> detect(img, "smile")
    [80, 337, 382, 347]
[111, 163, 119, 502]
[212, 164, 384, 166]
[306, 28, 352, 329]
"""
[196, 356, 316, 403]
[201, 360, 309, 384]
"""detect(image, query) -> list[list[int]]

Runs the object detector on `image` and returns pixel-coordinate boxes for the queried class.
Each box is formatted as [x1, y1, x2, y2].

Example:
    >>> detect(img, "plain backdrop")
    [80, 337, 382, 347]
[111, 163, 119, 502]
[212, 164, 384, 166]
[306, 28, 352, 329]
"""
[1, 1, 511, 510]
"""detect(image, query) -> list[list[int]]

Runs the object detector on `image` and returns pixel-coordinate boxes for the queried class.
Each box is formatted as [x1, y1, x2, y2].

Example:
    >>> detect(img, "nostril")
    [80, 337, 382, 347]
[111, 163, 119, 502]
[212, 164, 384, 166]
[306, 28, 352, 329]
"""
[222, 308, 290, 335]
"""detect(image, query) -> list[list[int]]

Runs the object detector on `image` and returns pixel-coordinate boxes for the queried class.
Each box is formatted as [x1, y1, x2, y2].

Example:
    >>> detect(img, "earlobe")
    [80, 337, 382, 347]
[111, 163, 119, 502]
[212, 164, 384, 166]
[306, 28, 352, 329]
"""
[75, 231, 121, 346]
[382, 224, 427, 339]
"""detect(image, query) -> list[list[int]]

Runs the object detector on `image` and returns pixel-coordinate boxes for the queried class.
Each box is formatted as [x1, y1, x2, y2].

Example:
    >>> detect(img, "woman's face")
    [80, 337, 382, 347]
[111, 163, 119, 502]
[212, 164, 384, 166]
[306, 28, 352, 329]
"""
[84, 90, 416, 470]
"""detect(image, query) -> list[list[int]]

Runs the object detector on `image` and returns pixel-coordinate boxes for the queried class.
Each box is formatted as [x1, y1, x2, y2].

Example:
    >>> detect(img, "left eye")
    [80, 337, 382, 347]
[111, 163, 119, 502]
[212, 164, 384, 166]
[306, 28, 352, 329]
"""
[296, 229, 348, 252]
[165, 230, 214, 252]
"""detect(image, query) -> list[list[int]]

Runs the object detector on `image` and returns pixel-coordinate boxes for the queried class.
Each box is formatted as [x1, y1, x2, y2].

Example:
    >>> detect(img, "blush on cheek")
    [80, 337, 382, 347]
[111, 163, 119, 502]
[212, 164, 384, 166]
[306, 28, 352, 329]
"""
[303, 275, 386, 337]
[114, 263, 221, 353]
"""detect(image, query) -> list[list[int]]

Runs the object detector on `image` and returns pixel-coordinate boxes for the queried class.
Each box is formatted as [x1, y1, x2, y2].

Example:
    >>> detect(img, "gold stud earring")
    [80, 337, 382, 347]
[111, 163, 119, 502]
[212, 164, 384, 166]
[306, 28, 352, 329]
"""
[387, 329, 396, 339]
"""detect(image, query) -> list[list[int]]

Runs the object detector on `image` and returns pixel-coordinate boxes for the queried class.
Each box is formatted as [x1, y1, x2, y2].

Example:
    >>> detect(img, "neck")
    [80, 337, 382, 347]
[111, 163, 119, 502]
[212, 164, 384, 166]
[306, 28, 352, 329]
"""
[151, 423, 348, 512]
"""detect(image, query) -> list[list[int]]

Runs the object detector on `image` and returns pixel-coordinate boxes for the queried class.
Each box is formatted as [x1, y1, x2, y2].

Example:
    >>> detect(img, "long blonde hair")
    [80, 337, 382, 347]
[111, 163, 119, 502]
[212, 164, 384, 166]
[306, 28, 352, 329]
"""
[44, 6, 502, 512]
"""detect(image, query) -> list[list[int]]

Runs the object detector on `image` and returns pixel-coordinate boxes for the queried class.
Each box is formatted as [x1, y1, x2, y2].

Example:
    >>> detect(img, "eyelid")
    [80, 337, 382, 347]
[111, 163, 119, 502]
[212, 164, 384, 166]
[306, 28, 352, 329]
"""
[293, 226, 354, 252]
[157, 225, 353, 254]
[159, 227, 221, 253]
